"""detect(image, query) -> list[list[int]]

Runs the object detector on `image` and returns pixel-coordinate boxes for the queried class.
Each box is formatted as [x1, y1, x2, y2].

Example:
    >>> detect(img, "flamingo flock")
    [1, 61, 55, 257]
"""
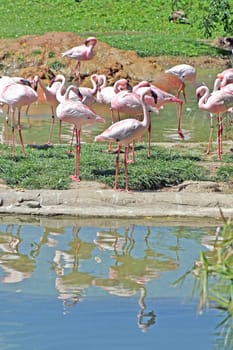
[0, 35, 232, 191]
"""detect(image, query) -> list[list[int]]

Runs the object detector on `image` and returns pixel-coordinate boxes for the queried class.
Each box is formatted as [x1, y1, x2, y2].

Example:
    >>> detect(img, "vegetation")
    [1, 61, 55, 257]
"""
[174, 215, 233, 348]
[0, 0, 233, 57]
[0, 143, 231, 191]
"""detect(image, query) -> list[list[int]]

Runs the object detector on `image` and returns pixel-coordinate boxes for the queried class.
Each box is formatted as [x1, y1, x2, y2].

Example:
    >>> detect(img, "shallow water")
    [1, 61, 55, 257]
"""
[0, 217, 231, 349]
[1, 67, 233, 147]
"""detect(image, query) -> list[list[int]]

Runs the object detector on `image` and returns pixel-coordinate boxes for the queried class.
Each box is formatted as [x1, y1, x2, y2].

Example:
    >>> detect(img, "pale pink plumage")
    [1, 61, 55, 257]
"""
[62, 37, 97, 83]
[56, 85, 105, 182]
[196, 83, 233, 160]
[165, 64, 196, 102]
[0, 77, 38, 157]
[95, 86, 157, 191]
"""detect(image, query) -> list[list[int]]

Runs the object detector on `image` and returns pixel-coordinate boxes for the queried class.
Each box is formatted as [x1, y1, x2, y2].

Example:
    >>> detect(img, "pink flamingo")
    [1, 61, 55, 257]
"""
[0, 77, 38, 157]
[96, 75, 132, 123]
[0, 76, 33, 144]
[56, 85, 105, 182]
[133, 81, 184, 156]
[165, 64, 196, 102]
[110, 86, 159, 159]
[95, 86, 157, 191]
[62, 37, 97, 84]
[214, 68, 233, 89]
[54, 73, 98, 151]
[196, 83, 233, 160]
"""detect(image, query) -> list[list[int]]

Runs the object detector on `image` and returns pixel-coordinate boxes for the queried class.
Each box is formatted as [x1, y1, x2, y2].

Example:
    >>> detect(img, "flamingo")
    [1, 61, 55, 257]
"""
[133, 80, 184, 156]
[196, 83, 233, 160]
[165, 64, 196, 102]
[95, 86, 157, 191]
[62, 36, 97, 84]
[56, 85, 105, 182]
[110, 86, 159, 159]
[0, 77, 38, 157]
[54, 73, 98, 151]
[34, 74, 66, 144]
[96, 75, 133, 123]
[214, 68, 233, 89]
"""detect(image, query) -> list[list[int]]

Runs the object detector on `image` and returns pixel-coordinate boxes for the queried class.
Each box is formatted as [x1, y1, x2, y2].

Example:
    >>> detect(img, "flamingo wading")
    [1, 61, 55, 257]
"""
[95, 86, 157, 191]
[56, 85, 105, 182]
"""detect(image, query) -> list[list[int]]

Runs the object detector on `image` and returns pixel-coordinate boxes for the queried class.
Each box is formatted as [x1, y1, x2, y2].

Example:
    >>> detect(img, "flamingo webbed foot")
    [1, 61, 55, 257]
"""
[69, 175, 81, 182]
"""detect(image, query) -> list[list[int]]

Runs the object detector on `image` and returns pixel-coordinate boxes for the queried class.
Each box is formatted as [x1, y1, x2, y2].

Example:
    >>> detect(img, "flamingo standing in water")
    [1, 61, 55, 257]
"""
[110, 86, 159, 159]
[95, 86, 157, 191]
[56, 85, 105, 182]
[133, 80, 184, 157]
[34, 75, 66, 144]
[165, 64, 196, 102]
[96, 75, 133, 123]
[0, 77, 38, 157]
[62, 37, 97, 84]
[54, 73, 98, 150]
[196, 83, 233, 160]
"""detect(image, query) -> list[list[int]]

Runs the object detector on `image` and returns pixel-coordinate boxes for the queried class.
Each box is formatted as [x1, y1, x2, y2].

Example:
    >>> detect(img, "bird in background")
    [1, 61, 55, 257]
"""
[0, 76, 38, 157]
[196, 83, 233, 160]
[62, 36, 97, 84]
[165, 64, 196, 102]
[56, 85, 105, 182]
[95, 86, 157, 191]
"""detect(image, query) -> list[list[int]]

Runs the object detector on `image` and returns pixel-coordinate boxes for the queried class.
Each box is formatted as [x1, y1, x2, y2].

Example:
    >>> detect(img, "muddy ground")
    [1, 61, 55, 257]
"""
[0, 32, 233, 219]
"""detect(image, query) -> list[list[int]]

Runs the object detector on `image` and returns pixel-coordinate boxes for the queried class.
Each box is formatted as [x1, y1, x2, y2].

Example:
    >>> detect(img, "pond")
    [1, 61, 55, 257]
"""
[0, 216, 232, 350]
[1, 67, 233, 147]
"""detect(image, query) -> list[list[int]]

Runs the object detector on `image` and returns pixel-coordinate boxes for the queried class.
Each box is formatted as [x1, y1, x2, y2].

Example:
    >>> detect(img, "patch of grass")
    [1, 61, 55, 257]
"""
[0, 0, 232, 57]
[0, 143, 211, 191]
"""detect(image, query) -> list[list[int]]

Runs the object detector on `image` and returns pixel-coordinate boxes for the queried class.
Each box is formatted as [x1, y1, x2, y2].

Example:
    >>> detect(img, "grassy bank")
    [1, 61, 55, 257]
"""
[0, 143, 232, 191]
[0, 0, 232, 58]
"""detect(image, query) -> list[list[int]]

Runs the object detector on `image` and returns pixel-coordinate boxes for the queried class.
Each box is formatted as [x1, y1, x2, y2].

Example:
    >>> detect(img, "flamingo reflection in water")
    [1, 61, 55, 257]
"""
[94, 225, 178, 332]
[0, 225, 35, 283]
[53, 226, 96, 315]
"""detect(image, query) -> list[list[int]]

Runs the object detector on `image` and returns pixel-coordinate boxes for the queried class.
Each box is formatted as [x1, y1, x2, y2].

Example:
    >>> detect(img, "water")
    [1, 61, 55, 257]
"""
[0, 216, 231, 349]
[1, 68, 233, 146]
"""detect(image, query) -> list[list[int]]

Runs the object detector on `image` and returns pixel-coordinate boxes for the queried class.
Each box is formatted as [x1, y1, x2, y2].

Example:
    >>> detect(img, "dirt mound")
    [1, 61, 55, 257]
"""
[0, 32, 230, 88]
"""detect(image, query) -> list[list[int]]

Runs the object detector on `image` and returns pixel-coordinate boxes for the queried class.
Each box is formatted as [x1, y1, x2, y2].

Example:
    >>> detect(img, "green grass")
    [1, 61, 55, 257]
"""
[0, 0, 232, 58]
[0, 142, 226, 191]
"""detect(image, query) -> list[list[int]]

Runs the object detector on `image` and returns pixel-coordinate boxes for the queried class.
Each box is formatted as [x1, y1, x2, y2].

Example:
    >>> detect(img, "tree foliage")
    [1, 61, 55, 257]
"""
[199, 0, 233, 38]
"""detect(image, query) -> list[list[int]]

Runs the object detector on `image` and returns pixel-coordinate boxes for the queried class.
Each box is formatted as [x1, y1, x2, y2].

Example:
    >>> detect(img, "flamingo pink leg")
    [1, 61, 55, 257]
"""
[177, 101, 184, 139]
[11, 111, 15, 158]
[124, 146, 130, 191]
[17, 110, 25, 156]
[47, 107, 55, 144]
[147, 120, 151, 159]
[70, 128, 81, 182]
[217, 114, 223, 160]
[206, 115, 214, 155]
[114, 145, 121, 191]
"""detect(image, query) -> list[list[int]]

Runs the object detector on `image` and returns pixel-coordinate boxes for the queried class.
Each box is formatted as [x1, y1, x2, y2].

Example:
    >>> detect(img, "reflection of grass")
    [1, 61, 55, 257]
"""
[174, 209, 233, 348]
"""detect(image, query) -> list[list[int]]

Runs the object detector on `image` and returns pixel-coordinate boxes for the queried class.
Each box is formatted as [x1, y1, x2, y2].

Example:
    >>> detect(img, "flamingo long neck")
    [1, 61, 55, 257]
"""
[90, 74, 98, 95]
[64, 86, 76, 101]
[56, 75, 66, 103]
[98, 75, 107, 90]
[198, 86, 211, 109]
[141, 91, 151, 129]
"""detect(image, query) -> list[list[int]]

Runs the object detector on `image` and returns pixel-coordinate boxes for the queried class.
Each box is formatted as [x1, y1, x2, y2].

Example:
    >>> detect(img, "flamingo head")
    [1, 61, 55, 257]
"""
[85, 37, 97, 46]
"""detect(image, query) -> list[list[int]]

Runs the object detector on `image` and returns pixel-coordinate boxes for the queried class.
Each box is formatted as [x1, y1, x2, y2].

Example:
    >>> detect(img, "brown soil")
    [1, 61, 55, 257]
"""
[0, 32, 231, 89]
